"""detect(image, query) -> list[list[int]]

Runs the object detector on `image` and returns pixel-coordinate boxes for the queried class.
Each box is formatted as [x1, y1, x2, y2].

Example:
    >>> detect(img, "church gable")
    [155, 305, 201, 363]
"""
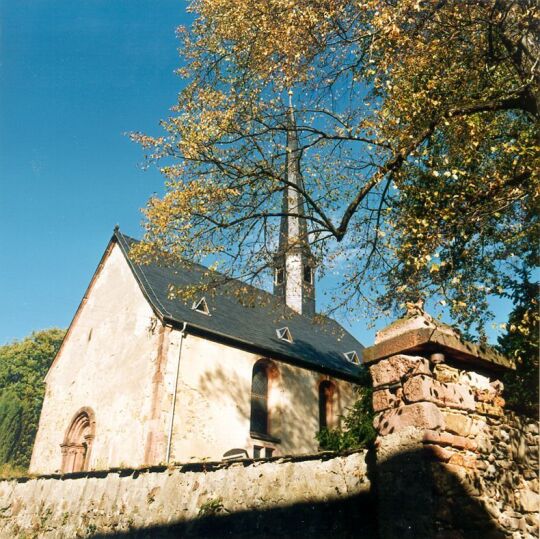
[31, 241, 163, 473]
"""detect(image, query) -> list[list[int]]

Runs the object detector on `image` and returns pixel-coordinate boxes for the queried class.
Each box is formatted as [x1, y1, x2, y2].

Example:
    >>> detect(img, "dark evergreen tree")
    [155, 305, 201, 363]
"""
[0, 392, 24, 465]
[0, 329, 65, 469]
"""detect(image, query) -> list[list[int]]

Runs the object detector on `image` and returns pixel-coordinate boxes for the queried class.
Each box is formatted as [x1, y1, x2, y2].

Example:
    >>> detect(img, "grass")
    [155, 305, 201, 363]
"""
[0, 463, 28, 479]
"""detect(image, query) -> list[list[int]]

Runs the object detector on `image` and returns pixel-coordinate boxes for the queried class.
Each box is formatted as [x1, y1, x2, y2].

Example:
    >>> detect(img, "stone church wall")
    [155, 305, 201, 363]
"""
[0, 451, 374, 538]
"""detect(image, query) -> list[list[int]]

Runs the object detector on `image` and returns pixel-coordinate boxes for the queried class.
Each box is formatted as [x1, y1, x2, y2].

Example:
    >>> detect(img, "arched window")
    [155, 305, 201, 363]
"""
[60, 407, 95, 473]
[319, 381, 336, 431]
[250, 361, 269, 436]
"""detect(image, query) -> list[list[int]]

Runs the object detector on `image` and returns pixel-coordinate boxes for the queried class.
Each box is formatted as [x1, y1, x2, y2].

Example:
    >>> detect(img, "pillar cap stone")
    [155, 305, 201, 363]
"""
[364, 312, 515, 371]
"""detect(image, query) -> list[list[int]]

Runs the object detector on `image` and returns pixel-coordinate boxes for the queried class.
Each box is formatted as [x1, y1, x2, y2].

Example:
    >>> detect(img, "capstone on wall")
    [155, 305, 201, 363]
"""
[0, 451, 373, 538]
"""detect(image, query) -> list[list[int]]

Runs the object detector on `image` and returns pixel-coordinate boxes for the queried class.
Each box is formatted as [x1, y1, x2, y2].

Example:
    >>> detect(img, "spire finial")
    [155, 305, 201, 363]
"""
[287, 88, 296, 128]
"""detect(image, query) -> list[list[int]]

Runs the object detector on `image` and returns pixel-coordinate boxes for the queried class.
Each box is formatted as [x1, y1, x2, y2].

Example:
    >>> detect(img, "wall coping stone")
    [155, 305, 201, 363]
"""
[363, 316, 514, 371]
[0, 449, 367, 484]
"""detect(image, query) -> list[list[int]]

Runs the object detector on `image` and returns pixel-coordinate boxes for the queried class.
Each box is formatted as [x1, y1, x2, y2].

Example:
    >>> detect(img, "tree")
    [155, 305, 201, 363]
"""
[498, 265, 539, 417]
[0, 392, 24, 466]
[132, 0, 538, 336]
[0, 329, 65, 469]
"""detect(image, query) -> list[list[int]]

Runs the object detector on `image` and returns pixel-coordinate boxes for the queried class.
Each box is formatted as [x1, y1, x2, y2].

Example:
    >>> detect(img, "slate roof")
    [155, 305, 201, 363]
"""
[114, 230, 364, 381]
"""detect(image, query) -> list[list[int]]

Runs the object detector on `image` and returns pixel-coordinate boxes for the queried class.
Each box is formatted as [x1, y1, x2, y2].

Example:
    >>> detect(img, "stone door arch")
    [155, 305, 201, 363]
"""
[60, 407, 95, 473]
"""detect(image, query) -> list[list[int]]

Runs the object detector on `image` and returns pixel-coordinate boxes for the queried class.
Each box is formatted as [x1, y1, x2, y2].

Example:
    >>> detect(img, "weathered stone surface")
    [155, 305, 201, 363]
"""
[372, 387, 402, 412]
[375, 402, 444, 435]
[374, 313, 455, 344]
[443, 412, 473, 437]
[448, 453, 477, 469]
[476, 402, 504, 417]
[423, 430, 477, 451]
[0, 451, 372, 537]
[403, 375, 475, 411]
[364, 315, 515, 370]
[371, 315, 537, 539]
[434, 364, 460, 383]
[519, 488, 540, 513]
[369, 354, 431, 388]
[424, 444, 453, 462]
[458, 370, 492, 390]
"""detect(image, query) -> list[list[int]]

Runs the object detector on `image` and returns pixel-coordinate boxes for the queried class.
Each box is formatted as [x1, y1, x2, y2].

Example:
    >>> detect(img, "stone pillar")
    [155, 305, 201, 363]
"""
[363, 313, 539, 539]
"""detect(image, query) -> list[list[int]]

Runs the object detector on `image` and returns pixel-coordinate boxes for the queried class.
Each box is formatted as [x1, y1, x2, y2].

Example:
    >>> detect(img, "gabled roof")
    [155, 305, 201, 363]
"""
[114, 230, 364, 382]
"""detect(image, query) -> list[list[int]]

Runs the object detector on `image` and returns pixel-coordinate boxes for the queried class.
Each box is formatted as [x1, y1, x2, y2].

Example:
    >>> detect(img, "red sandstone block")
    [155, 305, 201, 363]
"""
[374, 402, 444, 436]
[448, 453, 477, 469]
[424, 443, 453, 462]
[403, 375, 475, 411]
[423, 430, 477, 451]
[372, 388, 402, 412]
[369, 354, 431, 388]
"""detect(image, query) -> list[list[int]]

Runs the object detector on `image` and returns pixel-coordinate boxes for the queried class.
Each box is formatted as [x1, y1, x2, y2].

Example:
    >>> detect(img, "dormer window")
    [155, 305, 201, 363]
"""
[275, 267, 284, 285]
[303, 265, 313, 284]
[344, 351, 359, 365]
[276, 327, 293, 343]
[192, 297, 210, 315]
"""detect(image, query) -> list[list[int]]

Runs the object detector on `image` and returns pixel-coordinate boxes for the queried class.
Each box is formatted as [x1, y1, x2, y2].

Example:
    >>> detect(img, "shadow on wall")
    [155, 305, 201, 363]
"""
[93, 490, 376, 539]
[90, 447, 508, 539]
[376, 447, 506, 539]
[196, 340, 332, 453]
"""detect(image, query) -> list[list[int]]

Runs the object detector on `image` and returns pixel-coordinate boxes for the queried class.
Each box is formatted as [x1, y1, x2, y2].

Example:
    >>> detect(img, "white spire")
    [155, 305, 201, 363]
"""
[273, 91, 316, 317]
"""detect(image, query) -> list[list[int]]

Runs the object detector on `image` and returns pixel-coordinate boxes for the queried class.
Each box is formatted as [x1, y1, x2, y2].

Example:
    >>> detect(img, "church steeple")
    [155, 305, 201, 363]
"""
[273, 92, 316, 317]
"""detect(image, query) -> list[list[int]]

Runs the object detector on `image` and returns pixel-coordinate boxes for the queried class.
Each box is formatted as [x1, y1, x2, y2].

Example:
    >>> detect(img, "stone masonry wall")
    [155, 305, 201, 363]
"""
[0, 451, 373, 538]
[370, 353, 539, 539]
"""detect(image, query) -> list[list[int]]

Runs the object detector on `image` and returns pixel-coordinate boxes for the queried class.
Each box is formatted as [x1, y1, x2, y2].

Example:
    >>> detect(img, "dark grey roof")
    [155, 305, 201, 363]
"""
[114, 230, 364, 381]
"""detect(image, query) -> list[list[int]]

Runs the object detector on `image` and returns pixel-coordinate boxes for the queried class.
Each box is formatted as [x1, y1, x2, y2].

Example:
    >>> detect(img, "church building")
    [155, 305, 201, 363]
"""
[29, 107, 364, 474]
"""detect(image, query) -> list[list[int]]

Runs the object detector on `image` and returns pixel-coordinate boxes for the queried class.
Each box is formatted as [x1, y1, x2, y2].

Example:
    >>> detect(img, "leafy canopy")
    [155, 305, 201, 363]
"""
[0, 329, 65, 469]
[132, 0, 539, 336]
[498, 265, 539, 417]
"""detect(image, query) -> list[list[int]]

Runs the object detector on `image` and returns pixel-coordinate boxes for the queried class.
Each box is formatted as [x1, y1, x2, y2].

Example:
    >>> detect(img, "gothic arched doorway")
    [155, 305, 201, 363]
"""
[60, 407, 95, 473]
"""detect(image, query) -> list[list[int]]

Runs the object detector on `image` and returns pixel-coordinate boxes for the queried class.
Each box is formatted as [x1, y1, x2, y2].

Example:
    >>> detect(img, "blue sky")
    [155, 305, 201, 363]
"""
[0, 1, 511, 347]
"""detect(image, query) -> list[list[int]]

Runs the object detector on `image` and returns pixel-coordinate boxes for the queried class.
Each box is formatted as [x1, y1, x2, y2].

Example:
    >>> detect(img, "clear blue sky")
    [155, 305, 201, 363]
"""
[0, 0, 510, 347]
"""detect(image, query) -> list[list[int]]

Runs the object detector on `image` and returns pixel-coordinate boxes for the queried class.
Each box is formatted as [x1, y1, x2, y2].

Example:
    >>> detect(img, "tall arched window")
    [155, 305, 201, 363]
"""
[319, 381, 336, 431]
[60, 407, 95, 473]
[250, 361, 269, 436]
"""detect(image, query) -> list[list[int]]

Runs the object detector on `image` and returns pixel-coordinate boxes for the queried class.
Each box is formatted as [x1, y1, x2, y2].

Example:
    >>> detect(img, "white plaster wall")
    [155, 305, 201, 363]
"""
[163, 331, 357, 462]
[30, 243, 161, 473]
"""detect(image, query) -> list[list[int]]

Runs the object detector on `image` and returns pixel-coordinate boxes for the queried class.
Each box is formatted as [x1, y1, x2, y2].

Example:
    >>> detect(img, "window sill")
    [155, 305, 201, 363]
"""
[250, 431, 281, 444]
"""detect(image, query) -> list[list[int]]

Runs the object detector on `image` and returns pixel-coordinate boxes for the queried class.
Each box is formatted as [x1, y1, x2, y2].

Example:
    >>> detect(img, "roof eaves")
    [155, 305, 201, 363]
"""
[161, 315, 362, 383]
[114, 229, 362, 383]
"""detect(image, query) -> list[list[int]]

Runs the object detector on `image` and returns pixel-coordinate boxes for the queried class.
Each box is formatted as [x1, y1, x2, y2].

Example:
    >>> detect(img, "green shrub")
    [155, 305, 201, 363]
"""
[316, 368, 376, 451]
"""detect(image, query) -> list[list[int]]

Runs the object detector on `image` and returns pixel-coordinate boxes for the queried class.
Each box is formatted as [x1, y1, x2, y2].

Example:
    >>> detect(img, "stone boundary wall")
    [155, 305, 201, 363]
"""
[0, 451, 373, 538]
[370, 353, 539, 538]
